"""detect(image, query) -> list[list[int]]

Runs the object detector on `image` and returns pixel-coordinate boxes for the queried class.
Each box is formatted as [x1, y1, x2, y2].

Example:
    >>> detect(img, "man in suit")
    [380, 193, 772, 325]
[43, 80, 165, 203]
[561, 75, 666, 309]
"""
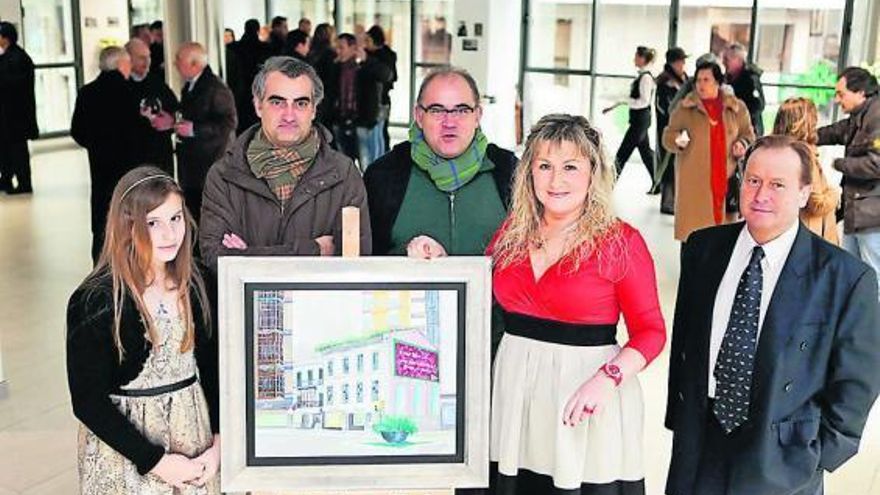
[126, 38, 178, 176]
[666, 134, 880, 495]
[173, 42, 237, 224]
[0, 21, 38, 194]
[71, 46, 140, 262]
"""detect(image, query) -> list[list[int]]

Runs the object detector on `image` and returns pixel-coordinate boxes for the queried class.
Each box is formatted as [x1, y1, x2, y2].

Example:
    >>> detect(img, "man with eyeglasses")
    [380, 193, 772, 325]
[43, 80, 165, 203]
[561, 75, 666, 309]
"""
[200, 56, 371, 274]
[364, 66, 516, 260]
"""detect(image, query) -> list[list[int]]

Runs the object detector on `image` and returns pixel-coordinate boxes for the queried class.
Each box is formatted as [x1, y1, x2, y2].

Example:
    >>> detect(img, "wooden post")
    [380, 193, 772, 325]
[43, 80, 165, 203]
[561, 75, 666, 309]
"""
[253, 210, 453, 495]
[342, 206, 361, 258]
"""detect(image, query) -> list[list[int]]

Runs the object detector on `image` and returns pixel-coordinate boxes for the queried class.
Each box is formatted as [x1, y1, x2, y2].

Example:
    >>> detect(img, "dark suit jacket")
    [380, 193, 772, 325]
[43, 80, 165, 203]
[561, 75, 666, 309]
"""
[666, 222, 879, 495]
[129, 73, 179, 175]
[70, 70, 141, 230]
[0, 43, 38, 141]
[176, 66, 237, 190]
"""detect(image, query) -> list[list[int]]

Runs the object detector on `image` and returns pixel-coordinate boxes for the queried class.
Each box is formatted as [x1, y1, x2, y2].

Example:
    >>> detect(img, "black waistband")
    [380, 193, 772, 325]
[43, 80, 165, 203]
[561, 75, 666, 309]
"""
[114, 375, 197, 397]
[502, 311, 617, 347]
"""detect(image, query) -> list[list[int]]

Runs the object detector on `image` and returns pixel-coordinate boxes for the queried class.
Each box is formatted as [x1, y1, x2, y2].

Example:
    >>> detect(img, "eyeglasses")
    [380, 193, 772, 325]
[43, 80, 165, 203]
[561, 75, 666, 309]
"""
[418, 104, 477, 119]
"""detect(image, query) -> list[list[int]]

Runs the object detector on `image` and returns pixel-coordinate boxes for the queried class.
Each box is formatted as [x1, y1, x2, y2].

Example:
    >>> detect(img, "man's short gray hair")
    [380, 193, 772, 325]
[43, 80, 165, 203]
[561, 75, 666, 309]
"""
[416, 66, 481, 107]
[99, 46, 130, 72]
[252, 56, 324, 106]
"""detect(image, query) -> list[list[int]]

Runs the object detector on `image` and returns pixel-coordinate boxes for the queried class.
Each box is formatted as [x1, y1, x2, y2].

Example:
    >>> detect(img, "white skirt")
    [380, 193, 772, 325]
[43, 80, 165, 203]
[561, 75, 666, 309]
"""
[490, 333, 646, 490]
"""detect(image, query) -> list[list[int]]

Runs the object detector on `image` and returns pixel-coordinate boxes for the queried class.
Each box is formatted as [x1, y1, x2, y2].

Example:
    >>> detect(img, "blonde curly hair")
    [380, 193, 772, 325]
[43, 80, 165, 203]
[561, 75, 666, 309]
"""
[492, 114, 622, 272]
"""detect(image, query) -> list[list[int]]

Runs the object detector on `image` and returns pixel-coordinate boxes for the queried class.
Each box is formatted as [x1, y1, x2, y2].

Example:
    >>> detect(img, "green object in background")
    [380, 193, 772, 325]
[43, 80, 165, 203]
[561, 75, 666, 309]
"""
[612, 104, 629, 134]
[777, 60, 837, 108]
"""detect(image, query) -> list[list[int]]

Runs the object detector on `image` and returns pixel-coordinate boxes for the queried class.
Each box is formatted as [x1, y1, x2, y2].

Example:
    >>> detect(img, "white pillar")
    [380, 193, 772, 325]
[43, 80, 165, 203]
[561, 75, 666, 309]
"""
[0, 335, 7, 399]
[450, 0, 522, 151]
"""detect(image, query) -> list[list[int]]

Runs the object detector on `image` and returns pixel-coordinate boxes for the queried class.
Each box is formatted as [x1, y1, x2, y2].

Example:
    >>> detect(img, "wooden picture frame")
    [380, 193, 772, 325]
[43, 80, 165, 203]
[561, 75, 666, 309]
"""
[218, 257, 491, 493]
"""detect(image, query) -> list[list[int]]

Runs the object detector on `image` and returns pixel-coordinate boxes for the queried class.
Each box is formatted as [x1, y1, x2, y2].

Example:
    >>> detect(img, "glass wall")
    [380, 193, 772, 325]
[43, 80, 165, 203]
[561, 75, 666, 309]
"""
[22, 0, 79, 135]
[269, 0, 336, 26]
[130, 0, 162, 26]
[341, 0, 412, 124]
[521, 0, 856, 145]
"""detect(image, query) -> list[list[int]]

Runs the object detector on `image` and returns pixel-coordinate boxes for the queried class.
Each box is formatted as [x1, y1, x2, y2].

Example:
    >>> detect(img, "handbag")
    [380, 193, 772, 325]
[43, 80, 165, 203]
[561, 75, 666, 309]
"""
[725, 160, 743, 214]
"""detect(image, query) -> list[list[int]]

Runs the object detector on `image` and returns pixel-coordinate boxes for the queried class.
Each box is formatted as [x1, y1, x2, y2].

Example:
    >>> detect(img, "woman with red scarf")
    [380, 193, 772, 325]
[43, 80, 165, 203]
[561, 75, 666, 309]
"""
[662, 61, 755, 242]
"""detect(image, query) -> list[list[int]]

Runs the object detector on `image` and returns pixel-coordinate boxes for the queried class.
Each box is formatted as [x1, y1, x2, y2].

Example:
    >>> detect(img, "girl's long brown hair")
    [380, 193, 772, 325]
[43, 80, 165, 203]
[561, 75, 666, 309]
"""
[86, 165, 210, 360]
[492, 114, 623, 272]
[773, 97, 818, 146]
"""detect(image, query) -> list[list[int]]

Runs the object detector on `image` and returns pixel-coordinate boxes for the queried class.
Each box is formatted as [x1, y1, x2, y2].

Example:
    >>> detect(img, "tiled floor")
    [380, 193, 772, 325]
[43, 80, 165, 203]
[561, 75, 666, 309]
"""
[0, 139, 877, 494]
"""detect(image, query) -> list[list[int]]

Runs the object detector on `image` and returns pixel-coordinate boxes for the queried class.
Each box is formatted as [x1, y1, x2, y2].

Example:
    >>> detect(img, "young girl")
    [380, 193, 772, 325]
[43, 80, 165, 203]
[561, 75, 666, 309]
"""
[66, 166, 220, 494]
[773, 97, 841, 244]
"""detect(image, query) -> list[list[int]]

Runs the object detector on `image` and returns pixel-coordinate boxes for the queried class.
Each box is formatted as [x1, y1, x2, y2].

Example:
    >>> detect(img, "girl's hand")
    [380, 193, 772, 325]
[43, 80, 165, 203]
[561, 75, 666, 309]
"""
[149, 453, 204, 488]
[191, 434, 221, 486]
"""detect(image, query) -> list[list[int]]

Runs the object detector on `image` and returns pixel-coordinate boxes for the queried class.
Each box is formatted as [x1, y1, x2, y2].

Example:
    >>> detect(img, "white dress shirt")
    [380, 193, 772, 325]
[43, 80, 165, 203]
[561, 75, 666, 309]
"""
[708, 220, 800, 398]
[628, 69, 655, 110]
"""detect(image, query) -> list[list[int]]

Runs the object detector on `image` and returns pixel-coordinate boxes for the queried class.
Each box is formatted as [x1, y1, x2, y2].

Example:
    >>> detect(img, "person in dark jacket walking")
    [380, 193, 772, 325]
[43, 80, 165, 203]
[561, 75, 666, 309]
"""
[723, 43, 766, 136]
[126, 38, 179, 177]
[0, 22, 38, 194]
[173, 42, 237, 225]
[199, 56, 371, 273]
[654, 47, 688, 214]
[817, 67, 880, 292]
[604, 46, 656, 189]
[71, 46, 141, 263]
[365, 25, 398, 152]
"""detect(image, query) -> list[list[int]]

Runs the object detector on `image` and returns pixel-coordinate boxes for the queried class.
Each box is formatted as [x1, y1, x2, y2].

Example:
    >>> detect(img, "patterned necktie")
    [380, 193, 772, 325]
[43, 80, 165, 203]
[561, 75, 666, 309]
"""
[713, 245, 765, 434]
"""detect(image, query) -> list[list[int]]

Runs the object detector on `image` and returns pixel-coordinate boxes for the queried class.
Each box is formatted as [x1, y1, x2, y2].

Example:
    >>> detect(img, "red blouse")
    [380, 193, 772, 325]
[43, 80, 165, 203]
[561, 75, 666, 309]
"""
[488, 222, 666, 364]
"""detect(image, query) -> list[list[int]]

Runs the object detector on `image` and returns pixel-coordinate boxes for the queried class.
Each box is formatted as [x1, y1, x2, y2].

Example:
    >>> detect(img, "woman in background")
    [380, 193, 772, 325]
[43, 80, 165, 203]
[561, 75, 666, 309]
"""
[773, 97, 840, 244]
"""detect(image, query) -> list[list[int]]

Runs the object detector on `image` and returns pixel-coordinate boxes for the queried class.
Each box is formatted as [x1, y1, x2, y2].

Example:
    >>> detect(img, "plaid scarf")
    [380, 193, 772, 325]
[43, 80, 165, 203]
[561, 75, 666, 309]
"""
[409, 123, 491, 192]
[247, 128, 320, 204]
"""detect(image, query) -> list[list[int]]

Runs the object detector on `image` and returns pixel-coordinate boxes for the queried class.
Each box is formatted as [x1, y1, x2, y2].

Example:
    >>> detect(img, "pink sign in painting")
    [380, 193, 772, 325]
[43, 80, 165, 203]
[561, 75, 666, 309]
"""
[395, 342, 439, 382]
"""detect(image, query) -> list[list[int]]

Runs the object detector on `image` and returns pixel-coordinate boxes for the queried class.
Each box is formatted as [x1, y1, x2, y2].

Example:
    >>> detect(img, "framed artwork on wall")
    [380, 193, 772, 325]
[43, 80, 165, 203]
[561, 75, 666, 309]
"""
[218, 256, 491, 493]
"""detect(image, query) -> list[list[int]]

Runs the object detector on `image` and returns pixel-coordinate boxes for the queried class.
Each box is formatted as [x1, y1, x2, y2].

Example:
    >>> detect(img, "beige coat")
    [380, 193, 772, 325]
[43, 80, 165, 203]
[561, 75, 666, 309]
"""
[663, 92, 755, 241]
[801, 153, 841, 245]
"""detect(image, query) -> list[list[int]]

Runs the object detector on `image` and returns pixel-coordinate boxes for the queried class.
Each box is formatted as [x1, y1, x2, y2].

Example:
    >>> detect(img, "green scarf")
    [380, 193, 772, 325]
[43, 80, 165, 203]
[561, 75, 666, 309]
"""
[409, 123, 492, 192]
[247, 128, 320, 203]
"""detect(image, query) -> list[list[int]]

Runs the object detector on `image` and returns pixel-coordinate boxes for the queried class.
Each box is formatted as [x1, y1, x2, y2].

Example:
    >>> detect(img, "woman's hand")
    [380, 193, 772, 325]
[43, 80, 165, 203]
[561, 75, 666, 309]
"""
[191, 435, 221, 486]
[406, 235, 448, 259]
[149, 453, 204, 488]
[562, 374, 617, 427]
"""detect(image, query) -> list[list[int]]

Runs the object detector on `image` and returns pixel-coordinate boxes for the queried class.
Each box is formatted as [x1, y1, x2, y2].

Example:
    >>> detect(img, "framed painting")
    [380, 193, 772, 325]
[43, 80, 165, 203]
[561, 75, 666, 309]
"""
[218, 257, 492, 493]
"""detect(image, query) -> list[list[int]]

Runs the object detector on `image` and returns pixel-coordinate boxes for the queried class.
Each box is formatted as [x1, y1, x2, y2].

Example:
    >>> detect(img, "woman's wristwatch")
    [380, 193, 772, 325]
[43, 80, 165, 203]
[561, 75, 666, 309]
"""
[599, 363, 623, 387]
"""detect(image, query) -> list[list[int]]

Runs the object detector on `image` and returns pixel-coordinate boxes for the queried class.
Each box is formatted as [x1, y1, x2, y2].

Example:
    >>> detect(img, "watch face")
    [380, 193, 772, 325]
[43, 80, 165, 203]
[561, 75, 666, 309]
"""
[607, 364, 621, 376]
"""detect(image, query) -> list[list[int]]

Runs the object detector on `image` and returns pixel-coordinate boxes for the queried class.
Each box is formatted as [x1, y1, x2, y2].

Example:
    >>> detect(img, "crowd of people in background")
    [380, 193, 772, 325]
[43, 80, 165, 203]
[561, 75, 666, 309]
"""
[222, 16, 398, 171]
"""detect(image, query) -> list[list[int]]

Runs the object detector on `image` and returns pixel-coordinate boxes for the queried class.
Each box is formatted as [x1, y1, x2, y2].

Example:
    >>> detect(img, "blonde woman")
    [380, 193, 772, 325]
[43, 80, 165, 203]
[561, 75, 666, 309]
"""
[773, 97, 840, 244]
[488, 114, 666, 494]
[66, 166, 220, 493]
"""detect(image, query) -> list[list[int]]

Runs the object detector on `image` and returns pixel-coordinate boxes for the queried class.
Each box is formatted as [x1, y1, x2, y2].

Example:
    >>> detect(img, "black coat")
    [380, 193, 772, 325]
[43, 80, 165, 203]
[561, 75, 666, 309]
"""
[129, 73, 179, 175]
[176, 66, 237, 190]
[232, 36, 269, 133]
[726, 63, 765, 135]
[0, 43, 38, 141]
[71, 70, 141, 229]
[363, 141, 516, 255]
[369, 45, 398, 106]
[66, 269, 218, 475]
[310, 46, 339, 126]
[353, 57, 394, 127]
[666, 222, 880, 495]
